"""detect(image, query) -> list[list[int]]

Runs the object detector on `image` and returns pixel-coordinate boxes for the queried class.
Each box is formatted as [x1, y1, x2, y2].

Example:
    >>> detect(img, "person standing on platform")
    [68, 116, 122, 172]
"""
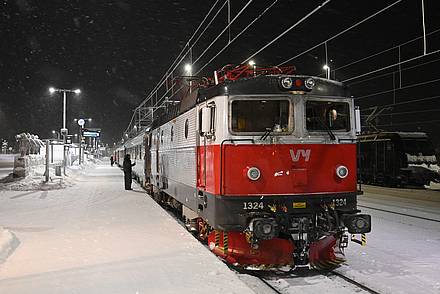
[110, 155, 114, 166]
[123, 154, 135, 190]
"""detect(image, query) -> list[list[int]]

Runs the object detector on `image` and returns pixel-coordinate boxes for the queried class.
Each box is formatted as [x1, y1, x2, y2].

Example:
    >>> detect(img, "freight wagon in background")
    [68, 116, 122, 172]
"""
[358, 132, 440, 188]
[115, 64, 372, 269]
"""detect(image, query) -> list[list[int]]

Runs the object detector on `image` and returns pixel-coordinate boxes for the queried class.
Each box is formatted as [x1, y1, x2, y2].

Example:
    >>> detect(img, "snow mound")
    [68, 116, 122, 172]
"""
[0, 174, 73, 191]
[0, 228, 15, 264]
[0, 164, 79, 191]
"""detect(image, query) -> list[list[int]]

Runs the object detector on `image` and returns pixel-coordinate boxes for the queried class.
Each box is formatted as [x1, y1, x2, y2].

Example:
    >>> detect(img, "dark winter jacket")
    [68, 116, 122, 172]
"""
[123, 155, 135, 173]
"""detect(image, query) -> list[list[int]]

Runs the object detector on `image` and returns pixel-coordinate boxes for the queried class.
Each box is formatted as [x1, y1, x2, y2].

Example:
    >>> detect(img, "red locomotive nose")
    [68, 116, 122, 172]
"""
[219, 144, 357, 196]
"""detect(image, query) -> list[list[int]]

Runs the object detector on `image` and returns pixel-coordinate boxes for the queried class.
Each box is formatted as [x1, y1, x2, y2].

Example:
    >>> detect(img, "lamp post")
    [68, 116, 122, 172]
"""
[51, 130, 60, 140]
[323, 64, 330, 79]
[49, 87, 81, 173]
[74, 117, 92, 165]
[184, 64, 192, 93]
[248, 60, 256, 76]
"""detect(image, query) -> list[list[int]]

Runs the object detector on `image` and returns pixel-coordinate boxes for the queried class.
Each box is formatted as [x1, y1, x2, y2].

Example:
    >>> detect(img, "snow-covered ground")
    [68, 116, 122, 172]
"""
[2, 162, 440, 294]
[0, 163, 254, 294]
[336, 188, 440, 294]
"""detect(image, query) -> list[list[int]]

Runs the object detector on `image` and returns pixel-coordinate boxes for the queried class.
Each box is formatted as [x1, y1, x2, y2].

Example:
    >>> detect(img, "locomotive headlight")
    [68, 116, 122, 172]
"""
[247, 167, 261, 181]
[305, 78, 315, 89]
[342, 214, 371, 234]
[249, 218, 278, 240]
[262, 223, 273, 234]
[336, 165, 349, 179]
[281, 77, 293, 89]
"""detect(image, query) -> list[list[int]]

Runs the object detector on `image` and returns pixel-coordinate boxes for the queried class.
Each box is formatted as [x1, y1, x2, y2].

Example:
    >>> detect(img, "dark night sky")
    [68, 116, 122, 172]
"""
[1, 0, 439, 146]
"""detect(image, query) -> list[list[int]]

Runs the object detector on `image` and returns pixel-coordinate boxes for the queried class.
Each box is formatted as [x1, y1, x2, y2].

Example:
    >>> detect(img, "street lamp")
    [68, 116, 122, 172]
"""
[49, 87, 81, 134]
[184, 64, 192, 75]
[248, 60, 256, 76]
[74, 117, 92, 165]
[323, 64, 330, 79]
[49, 87, 81, 173]
[51, 130, 60, 140]
[184, 64, 193, 94]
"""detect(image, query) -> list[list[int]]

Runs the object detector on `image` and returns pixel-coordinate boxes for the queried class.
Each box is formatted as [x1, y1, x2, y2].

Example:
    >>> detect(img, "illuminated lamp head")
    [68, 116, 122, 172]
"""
[281, 77, 293, 89]
[305, 78, 315, 89]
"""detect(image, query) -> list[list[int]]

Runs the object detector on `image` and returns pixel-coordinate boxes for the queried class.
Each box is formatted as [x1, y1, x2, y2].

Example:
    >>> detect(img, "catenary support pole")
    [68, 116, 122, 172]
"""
[45, 140, 50, 182]
[63, 91, 67, 175]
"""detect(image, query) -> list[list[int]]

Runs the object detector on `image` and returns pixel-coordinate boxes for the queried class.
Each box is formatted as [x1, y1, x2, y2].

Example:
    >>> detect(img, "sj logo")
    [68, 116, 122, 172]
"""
[289, 149, 311, 162]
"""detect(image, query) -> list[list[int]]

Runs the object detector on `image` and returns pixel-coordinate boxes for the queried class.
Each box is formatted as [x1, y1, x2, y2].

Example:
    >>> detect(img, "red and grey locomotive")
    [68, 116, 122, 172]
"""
[116, 64, 371, 269]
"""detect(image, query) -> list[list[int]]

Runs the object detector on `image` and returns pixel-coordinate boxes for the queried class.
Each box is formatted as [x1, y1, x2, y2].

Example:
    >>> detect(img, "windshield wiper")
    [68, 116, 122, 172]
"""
[316, 117, 336, 141]
[260, 128, 272, 140]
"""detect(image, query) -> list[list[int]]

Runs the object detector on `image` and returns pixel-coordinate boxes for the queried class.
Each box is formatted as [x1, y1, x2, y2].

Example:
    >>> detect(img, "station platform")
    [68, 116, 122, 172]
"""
[361, 184, 440, 203]
[0, 164, 255, 294]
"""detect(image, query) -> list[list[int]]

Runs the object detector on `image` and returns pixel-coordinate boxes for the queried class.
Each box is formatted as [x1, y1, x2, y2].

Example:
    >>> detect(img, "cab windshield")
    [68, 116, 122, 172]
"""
[306, 100, 350, 131]
[231, 99, 290, 133]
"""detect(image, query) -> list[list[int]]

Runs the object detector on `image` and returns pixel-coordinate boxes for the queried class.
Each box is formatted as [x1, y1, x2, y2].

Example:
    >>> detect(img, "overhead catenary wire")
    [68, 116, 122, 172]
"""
[343, 49, 440, 83]
[136, 0, 227, 110]
[361, 108, 440, 117]
[354, 77, 440, 100]
[138, 0, 223, 104]
[196, 0, 279, 75]
[180, 0, 230, 66]
[361, 94, 440, 111]
[333, 27, 440, 75]
[277, 0, 403, 67]
[140, 0, 229, 106]
[346, 54, 440, 87]
[159, 0, 224, 80]
[192, 0, 254, 67]
[242, 0, 332, 64]
[377, 119, 440, 127]
[132, 0, 230, 116]
[123, 0, 227, 137]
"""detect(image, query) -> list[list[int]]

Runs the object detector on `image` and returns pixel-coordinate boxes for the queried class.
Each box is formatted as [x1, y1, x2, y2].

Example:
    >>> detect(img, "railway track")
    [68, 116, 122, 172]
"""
[244, 269, 381, 294]
[327, 270, 381, 294]
[358, 204, 440, 223]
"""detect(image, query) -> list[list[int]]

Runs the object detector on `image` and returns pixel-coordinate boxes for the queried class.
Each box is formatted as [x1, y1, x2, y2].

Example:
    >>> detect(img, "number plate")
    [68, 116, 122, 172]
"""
[243, 202, 264, 210]
[333, 198, 347, 207]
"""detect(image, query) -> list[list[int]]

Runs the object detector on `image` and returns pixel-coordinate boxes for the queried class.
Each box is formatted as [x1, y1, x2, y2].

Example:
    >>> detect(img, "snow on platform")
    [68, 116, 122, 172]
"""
[338, 188, 440, 294]
[0, 164, 255, 294]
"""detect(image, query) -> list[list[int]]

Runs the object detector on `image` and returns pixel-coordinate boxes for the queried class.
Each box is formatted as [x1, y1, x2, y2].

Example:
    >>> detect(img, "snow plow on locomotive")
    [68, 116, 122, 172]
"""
[117, 64, 371, 269]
